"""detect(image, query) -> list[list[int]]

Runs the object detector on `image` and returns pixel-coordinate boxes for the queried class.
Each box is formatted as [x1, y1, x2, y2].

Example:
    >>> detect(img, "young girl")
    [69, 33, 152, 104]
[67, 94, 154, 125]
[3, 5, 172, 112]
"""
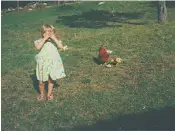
[34, 24, 66, 101]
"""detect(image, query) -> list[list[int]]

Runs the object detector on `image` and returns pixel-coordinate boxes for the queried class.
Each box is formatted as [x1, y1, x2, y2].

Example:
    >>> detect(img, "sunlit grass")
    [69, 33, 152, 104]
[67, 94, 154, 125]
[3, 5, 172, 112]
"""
[1, 1, 175, 131]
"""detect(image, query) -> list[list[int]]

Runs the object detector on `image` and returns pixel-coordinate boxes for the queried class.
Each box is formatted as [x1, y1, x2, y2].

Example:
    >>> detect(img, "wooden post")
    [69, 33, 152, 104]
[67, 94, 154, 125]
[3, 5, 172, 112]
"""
[158, 1, 167, 23]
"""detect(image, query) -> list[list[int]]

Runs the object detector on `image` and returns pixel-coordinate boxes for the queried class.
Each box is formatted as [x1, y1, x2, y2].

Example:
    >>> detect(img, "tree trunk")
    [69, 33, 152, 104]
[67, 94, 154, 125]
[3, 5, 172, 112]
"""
[158, 1, 167, 23]
[17, 1, 19, 12]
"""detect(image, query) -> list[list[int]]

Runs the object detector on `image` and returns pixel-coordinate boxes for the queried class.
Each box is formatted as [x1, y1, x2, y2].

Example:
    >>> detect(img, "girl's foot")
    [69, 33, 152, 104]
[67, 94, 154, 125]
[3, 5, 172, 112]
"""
[47, 94, 54, 101]
[37, 94, 45, 101]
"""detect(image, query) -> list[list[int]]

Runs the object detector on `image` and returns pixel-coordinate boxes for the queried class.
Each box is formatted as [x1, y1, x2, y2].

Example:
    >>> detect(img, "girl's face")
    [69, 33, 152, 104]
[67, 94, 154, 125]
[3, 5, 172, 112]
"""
[43, 28, 54, 39]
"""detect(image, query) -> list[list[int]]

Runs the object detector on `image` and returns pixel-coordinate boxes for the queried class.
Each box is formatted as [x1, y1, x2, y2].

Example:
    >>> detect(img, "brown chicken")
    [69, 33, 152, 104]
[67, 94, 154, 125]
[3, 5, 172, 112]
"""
[98, 45, 110, 63]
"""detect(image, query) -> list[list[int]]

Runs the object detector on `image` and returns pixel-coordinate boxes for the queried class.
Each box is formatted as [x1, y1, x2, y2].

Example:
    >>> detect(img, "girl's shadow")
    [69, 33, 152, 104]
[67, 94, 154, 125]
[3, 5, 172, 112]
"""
[30, 73, 40, 94]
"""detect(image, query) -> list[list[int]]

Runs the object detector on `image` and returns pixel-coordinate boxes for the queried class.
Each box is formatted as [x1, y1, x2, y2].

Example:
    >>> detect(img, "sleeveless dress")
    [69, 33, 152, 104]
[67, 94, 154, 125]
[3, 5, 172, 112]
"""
[34, 39, 66, 82]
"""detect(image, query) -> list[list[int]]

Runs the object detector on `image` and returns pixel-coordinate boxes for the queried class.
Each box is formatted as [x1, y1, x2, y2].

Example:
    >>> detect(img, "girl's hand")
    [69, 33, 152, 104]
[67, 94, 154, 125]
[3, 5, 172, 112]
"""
[43, 32, 51, 41]
[50, 33, 57, 41]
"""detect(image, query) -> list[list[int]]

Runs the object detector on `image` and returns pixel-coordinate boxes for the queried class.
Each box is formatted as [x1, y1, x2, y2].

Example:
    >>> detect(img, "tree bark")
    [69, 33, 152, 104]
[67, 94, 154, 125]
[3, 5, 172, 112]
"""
[17, 1, 19, 12]
[158, 1, 167, 23]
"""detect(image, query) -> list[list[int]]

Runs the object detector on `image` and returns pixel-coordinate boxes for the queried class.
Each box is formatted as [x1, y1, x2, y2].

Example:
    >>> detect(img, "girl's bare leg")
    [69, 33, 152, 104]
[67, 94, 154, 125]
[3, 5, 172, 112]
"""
[39, 81, 45, 96]
[37, 81, 45, 100]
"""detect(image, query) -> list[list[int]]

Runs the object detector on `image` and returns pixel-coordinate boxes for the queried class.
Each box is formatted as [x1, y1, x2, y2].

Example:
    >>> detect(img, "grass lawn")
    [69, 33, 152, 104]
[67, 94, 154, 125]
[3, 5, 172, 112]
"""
[1, 1, 175, 131]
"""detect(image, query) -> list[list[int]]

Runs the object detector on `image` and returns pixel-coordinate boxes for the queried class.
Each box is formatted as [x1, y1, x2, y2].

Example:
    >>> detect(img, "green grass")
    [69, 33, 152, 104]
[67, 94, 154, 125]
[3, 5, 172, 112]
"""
[1, 1, 175, 131]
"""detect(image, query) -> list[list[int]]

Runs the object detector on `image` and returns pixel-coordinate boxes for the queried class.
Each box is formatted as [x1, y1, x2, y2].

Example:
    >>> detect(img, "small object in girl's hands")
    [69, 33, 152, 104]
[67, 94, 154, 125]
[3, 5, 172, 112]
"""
[60, 45, 68, 51]
[63, 45, 68, 51]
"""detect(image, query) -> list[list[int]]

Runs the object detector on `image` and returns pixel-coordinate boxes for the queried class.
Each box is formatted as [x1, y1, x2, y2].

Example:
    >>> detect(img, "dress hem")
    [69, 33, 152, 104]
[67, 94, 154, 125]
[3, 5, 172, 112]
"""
[37, 75, 66, 82]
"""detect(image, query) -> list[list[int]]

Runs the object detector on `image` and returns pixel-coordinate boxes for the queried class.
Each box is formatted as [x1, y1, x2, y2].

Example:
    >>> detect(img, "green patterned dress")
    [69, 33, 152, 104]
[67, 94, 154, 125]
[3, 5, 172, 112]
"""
[34, 39, 66, 82]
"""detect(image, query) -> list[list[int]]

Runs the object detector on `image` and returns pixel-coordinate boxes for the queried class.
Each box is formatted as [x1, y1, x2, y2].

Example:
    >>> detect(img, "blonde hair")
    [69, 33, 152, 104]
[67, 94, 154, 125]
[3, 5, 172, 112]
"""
[41, 24, 56, 37]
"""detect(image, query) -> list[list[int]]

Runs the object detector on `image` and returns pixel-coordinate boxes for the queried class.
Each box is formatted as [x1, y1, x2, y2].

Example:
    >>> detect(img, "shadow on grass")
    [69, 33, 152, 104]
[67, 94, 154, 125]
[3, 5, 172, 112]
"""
[72, 107, 175, 130]
[56, 10, 146, 28]
[30, 73, 40, 94]
[93, 57, 104, 65]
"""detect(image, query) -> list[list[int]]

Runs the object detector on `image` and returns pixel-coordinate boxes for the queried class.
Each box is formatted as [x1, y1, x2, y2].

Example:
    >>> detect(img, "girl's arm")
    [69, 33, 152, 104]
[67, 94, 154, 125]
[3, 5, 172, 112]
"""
[34, 33, 50, 50]
[54, 38, 64, 49]
[34, 38, 47, 50]
[51, 34, 64, 50]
